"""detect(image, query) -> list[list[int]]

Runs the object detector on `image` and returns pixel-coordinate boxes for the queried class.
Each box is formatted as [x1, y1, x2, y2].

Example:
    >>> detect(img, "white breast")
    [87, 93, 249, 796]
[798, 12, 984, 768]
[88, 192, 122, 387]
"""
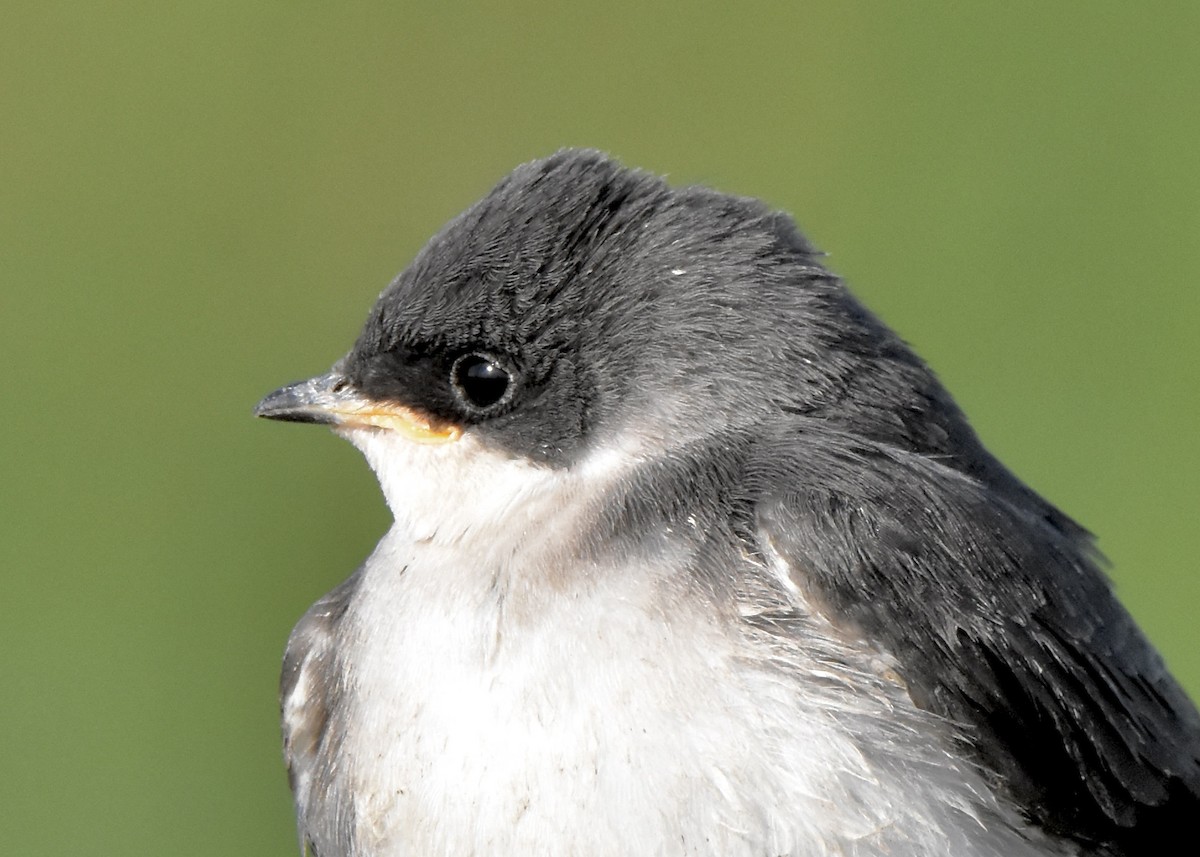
[309, 427, 1066, 856]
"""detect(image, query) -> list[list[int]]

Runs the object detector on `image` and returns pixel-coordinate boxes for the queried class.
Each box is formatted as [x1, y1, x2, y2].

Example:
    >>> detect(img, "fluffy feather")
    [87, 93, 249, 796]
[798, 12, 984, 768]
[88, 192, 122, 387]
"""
[264, 150, 1200, 856]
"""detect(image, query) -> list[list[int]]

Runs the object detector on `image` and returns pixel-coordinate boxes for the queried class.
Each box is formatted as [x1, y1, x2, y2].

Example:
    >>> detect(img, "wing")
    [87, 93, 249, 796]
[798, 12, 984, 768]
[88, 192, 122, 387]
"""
[280, 568, 361, 857]
[752, 431, 1200, 854]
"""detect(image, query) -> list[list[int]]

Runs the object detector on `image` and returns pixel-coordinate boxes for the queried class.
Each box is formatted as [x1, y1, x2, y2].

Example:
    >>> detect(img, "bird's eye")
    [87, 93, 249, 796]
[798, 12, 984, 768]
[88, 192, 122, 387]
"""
[450, 353, 512, 411]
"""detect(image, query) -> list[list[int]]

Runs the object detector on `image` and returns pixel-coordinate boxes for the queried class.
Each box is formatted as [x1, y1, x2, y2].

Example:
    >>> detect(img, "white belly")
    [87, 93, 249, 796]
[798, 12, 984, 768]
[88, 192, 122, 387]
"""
[319, 530, 1059, 857]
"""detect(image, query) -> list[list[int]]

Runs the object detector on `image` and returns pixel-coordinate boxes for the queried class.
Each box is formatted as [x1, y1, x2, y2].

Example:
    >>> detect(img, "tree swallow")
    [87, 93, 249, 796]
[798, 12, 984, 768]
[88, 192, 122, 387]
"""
[255, 150, 1200, 856]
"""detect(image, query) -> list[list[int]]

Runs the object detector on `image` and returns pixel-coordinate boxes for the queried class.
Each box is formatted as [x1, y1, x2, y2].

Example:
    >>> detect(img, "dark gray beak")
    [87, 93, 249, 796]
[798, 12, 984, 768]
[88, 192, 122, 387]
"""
[254, 371, 350, 425]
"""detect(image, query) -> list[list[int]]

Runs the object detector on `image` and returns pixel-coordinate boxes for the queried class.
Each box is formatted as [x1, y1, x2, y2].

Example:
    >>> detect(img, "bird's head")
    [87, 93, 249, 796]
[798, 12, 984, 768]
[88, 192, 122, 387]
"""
[256, 149, 994, 550]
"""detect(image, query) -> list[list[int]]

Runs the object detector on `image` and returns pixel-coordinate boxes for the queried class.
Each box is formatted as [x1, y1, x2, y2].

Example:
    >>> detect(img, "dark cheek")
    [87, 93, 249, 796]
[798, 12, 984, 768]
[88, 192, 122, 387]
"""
[484, 395, 587, 466]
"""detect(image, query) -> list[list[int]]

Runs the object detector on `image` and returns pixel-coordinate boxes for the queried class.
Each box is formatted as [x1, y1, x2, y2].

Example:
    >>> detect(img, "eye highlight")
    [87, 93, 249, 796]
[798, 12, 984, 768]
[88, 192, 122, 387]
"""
[450, 353, 513, 411]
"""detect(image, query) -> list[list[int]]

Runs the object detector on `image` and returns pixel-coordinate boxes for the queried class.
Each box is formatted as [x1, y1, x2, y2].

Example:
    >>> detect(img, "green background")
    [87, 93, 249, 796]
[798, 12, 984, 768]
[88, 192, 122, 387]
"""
[4, 4, 1197, 854]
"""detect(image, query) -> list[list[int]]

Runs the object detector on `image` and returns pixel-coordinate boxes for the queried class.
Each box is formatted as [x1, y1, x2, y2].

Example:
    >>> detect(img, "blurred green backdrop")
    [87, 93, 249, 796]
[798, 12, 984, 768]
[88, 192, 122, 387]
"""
[3, 3, 1197, 854]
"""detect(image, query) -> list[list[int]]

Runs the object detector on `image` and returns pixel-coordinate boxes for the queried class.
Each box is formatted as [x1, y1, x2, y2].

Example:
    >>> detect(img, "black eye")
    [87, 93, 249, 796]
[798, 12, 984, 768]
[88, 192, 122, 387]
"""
[450, 353, 513, 411]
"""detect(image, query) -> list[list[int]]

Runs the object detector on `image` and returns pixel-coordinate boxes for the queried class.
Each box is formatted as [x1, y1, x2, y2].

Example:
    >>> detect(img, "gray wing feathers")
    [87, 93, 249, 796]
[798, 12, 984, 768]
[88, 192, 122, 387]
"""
[281, 569, 361, 857]
[751, 432, 1200, 853]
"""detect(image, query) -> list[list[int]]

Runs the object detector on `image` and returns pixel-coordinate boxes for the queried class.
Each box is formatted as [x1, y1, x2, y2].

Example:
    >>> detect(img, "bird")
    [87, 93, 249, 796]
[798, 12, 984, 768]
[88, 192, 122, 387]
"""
[255, 149, 1200, 857]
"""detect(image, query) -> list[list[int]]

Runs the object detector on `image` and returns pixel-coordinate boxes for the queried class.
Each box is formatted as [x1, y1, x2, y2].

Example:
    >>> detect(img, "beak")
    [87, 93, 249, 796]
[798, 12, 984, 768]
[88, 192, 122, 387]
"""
[254, 371, 462, 444]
